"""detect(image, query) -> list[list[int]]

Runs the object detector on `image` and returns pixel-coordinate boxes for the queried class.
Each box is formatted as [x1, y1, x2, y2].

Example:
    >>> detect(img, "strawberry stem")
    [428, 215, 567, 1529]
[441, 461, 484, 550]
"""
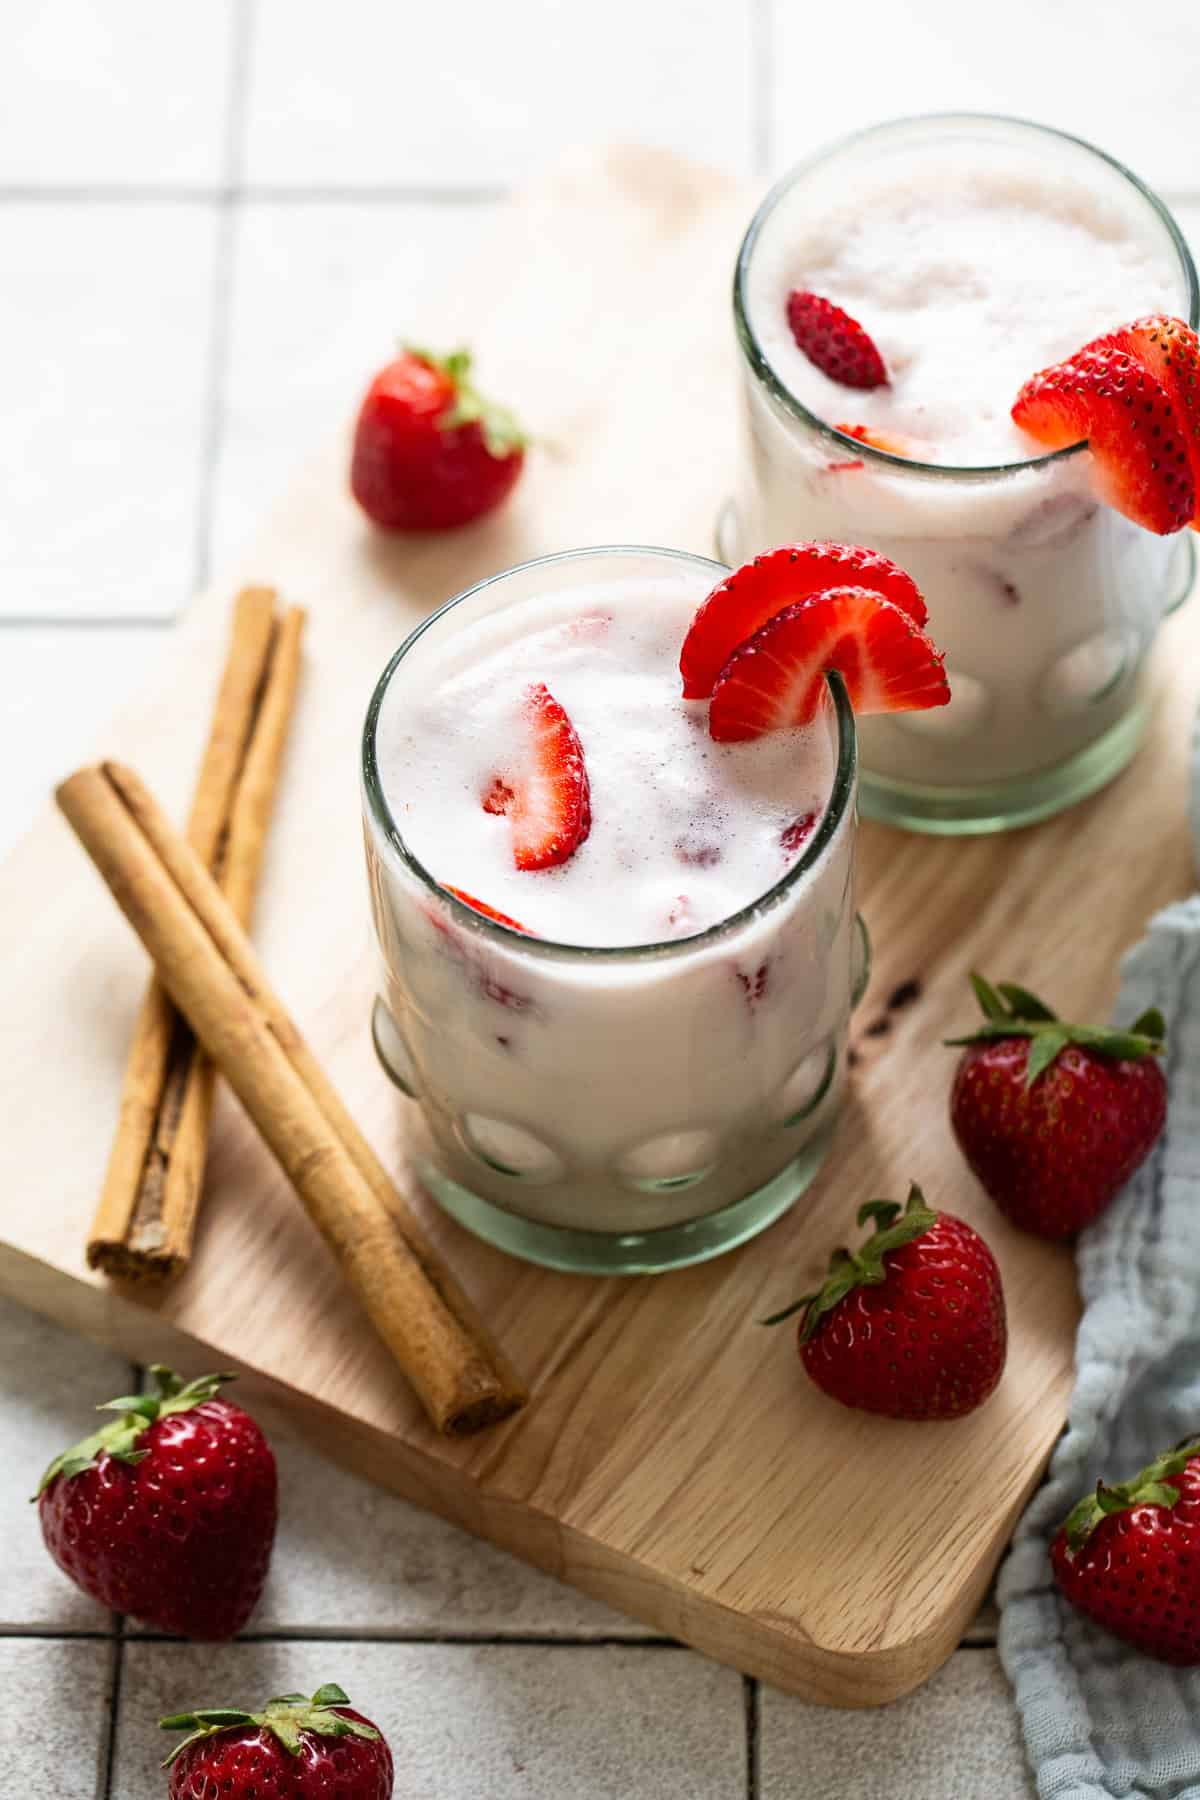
[945, 972, 1165, 1086]
[1061, 1437, 1200, 1553]
[161, 1683, 379, 1768]
[403, 343, 527, 458]
[35, 1367, 235, 1497]
[761, 1183, 937, 1339]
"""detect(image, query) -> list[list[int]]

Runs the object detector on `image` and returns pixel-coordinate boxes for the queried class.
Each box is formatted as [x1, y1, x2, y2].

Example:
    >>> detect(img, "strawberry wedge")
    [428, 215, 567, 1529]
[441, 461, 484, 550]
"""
[1012, 344, 1195, 535]
[708, 586, 950, 743]
[680, 542, 927, 700]
[444, 886, 534, 934]
[483, 683, 591, 871]
[786, 292, 888, 390]
[1092, 316, 1200, 528]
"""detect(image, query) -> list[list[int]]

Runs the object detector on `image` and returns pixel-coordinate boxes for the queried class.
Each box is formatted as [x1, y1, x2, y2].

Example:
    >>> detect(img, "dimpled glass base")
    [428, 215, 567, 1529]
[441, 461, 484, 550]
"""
[859, 695, 1152, 836]
[415, 1126, 835, 1275]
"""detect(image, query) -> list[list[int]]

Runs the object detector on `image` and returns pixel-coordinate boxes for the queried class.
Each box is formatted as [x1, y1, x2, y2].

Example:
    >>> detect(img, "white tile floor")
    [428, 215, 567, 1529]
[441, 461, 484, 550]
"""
[3, 1, 1199, 1792]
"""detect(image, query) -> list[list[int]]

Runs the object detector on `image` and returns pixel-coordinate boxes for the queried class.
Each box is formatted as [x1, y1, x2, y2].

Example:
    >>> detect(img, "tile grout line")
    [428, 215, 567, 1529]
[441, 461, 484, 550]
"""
[95, 1626, 124, 1800]
[123, 1630, 684, 1648]
[0, 183, 508, 205]
[98, 1359, 140, 1800]
[190, 0, 256, 595]
[750, 0, 774, 176]
[743, 1673, 760, 1799]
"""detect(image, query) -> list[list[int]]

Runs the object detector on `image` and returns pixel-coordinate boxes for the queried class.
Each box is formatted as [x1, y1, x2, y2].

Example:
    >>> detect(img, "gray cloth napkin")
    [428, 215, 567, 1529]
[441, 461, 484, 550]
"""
[998, 802, 1200, 1797]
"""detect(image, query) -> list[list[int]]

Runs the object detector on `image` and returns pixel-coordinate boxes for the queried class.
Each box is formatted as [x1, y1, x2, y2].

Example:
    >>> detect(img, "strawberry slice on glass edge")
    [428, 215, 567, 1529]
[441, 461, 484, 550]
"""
[482, 682, 592, 872]
[707, 585, 950, 744]
[1090, 315, 1200, 528]
[1011, 343, 1195, 535]
[680, 542, 927, 701]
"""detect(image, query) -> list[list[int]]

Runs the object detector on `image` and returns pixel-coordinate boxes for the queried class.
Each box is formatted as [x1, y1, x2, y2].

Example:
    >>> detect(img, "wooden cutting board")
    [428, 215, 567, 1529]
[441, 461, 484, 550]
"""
[1, 145, 1195, 1707]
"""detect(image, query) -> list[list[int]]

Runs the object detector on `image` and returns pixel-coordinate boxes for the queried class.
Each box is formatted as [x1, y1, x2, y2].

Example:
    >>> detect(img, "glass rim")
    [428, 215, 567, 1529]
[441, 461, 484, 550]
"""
[361, 543, 859, 963]
[733, 110, 1200, 480]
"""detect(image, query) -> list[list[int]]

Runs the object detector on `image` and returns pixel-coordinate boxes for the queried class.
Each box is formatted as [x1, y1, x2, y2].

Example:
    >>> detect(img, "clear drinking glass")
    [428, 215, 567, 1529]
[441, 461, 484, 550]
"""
[724, 114, 1199, 835]
[361, 546, 869, 1275]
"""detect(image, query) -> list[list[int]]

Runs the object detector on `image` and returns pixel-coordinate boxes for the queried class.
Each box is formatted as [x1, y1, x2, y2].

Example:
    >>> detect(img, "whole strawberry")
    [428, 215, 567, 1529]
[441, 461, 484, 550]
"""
[350, 345, 526, 530]
[765, 1184, 1006, 1420]
[1052, 1439, 1200, 1664]
[948, 974, 1167, 1240]
[37, 1365, 277, 1639]
[162, 1682, 393, 1799]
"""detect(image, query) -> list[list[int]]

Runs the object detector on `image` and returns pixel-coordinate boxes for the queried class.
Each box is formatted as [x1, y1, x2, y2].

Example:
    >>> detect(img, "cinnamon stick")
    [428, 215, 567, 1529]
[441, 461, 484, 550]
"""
[57, 761, 527, 1436]
[88, 590, 304, 1281]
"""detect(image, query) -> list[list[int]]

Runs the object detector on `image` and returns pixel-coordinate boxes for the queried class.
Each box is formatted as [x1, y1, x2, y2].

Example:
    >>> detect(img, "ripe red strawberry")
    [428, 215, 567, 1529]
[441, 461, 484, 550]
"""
[834, 421, 925, 458]
[162, 1683, 394, 1798]
[707, 586, 950, 742]
[37, 1366, 277, 1640]
[1095, 316, 1200, 528]
[350, 346, 526, 530]
[1011, 345, 1194, 535]
[1051, 1438, 1200, 1664]
[482, 682, 591, 871]
[948, 974, 1167, 1240]
[786, 291, 889, 389]
[764, 1184, 1007, 1420]
[443, 885, 533, 934]
[680, 542, 928, 700]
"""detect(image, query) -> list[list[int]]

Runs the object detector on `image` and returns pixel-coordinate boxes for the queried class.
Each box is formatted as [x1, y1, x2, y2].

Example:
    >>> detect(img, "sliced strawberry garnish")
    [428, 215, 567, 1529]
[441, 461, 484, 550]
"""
[1012, 346, 1194, 535]
[786, 292, 888, 390]
[483, 683, 592, 871]
[834, 422, 925, 459]
[708, 587, 950, 743]
[680, 543, 927, 700]
[1098, 316, 1200, 527]
[443, 886, 534, 934]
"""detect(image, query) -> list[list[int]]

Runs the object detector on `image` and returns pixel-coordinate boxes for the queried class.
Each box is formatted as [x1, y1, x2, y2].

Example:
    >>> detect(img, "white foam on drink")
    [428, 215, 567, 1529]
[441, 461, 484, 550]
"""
[375, 577, 835, 947]
[746, 141, 1180, 466]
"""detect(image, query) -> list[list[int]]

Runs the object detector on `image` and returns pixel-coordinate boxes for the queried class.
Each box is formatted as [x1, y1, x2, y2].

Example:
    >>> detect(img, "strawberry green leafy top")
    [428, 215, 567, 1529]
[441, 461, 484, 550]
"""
[405, 345, 527, 458]
[946, 973, 1165, 1087]
[36, 1365, 234, 1495]
[762, 1182, 938, 1341]
[161, 1683, 381, 1766]
[1062, 1438, 1200, 1554]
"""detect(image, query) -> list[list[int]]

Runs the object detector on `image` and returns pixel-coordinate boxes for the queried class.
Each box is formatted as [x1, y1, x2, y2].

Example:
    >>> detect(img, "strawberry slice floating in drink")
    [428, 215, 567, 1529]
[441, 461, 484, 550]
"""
[786, 291, 889, 390]
[482, 682, 592, 871]
[443, 886, 534, 934]
[834, 422, 927, 459]
[1012, 333, 1197, 535]
[680, 541, 927, 701]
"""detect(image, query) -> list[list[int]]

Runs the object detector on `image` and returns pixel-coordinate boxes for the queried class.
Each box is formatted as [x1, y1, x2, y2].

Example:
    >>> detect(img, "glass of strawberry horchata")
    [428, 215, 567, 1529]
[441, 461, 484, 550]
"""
[726, 114, 1200, 834]
[362, 544, 947, 1273]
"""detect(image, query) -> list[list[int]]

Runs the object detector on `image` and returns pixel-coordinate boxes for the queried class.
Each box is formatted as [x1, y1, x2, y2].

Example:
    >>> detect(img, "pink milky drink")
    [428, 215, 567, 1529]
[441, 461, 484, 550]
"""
[729, 114, 1198, 833]
[361, 547, 868, 1274]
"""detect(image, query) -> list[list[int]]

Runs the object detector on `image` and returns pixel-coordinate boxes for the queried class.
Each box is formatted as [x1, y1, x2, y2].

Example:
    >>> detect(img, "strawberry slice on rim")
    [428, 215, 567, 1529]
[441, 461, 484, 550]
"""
[443, 886, 534, 934]
[1011, 344, 1194, 535]
[680, 542, 927, 701]
[1091, 316, 1200, 528]
[484, 683, 592, 871]
[708, 586, 950, 743]
[786, 292, 888, 390]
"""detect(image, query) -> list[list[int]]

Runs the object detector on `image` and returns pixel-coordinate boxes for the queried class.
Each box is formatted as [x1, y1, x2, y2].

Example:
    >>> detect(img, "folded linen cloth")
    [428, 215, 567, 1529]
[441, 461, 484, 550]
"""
[999, 802, 1200, 1798]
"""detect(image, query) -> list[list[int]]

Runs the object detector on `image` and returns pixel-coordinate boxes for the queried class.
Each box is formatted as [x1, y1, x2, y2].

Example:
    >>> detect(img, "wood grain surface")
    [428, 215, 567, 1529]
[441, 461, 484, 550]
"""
[0, 145, 1194, 1705]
